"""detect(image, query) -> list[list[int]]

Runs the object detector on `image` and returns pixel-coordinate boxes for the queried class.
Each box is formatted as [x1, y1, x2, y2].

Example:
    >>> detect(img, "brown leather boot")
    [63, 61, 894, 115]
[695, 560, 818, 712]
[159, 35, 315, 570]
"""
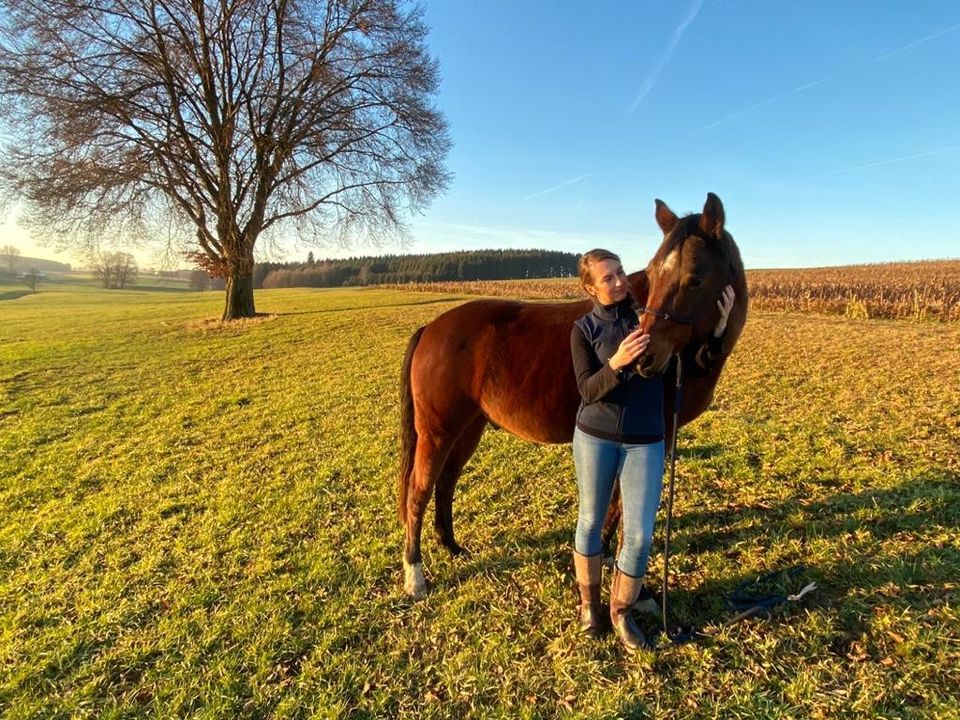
[610, 568, 648, 652]
[573, 551, 609, 638]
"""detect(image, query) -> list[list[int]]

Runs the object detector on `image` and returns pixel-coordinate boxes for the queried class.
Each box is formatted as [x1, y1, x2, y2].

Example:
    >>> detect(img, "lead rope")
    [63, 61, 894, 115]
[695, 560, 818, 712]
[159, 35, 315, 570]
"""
[657, 354, 817, 647]
[660, 354, 700, 644]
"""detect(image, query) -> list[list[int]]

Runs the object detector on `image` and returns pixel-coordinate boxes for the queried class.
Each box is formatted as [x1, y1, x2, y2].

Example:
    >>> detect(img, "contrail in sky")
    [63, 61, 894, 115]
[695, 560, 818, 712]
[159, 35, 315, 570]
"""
[808, 144, 960, 179]
[628, 0, 703, 116]
[697, 21, 960, 133]
[523, 173, 592, 201]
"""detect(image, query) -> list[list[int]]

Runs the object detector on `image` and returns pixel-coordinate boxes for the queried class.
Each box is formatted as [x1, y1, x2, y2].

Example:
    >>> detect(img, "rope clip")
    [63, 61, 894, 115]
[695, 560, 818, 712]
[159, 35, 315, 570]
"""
[787, 582, 818, 602]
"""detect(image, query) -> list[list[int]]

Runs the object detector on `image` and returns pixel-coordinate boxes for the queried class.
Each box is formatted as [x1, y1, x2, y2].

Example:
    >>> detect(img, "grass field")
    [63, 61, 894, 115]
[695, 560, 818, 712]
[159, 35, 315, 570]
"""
[1, 281, 959, 718]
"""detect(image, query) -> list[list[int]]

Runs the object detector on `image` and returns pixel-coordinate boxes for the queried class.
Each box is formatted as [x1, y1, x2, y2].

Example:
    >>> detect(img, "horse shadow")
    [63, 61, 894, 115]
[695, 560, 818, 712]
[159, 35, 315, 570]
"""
[675, 468, 958, 558]
[677, 443, 725, 460]
[430, 468, 957, 663]
[438, 467, 955, 570]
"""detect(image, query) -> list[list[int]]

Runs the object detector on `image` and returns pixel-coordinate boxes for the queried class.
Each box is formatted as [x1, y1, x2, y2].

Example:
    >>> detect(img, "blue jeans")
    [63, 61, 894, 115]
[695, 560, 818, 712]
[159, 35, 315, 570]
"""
[572, 427, 665, 578]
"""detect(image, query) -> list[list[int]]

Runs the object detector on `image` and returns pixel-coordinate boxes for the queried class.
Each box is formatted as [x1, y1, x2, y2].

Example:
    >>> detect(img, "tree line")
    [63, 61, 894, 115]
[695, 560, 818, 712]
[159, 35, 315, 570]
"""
[254, 249, 578, 289]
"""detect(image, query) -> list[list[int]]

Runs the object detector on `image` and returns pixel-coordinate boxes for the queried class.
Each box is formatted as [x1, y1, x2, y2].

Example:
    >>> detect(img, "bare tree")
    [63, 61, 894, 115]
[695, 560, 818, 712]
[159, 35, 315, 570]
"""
[189, 270, 211, 292]
[91, 252, 111, 289]
[91, 251, 139, 289]
[113, 253, 139, 290]
[0, 244, 19, 273]
[0, 0, 450, 319]
[90, 252, 115, 290]
[19, 267, 40, 291]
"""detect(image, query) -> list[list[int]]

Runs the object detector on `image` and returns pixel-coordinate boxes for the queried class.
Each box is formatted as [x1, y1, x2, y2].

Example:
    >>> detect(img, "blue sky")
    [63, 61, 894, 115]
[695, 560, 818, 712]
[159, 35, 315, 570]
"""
[7, 1, 959, 270]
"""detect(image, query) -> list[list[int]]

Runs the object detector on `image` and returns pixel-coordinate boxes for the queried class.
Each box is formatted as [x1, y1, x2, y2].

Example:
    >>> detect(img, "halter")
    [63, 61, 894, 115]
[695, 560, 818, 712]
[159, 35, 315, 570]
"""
[634, 305, 697, 326]
[635, 230, 738, 329]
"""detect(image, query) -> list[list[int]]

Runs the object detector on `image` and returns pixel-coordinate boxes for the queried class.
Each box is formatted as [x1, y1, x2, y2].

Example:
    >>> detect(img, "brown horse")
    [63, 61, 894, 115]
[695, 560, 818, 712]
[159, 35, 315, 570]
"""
[398, 193, 748, 597]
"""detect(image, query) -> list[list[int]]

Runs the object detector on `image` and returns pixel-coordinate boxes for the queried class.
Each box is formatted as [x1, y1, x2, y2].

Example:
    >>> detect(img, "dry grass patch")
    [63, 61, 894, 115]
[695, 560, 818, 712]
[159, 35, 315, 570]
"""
[185, 313, 279, 333]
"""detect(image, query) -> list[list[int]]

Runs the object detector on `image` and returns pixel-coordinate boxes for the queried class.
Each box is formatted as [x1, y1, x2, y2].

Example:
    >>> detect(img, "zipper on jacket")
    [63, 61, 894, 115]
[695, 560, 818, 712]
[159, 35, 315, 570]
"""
[615, 314, 629, 437]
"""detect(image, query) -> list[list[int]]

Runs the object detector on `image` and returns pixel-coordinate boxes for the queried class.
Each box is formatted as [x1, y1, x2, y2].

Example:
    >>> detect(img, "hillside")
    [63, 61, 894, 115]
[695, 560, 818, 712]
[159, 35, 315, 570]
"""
[0, 254, 72, 273]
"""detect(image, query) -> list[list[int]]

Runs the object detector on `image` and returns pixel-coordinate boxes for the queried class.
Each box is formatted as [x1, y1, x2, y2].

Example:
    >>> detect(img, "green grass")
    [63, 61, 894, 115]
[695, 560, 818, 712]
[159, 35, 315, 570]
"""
[1, 285, 958, 719]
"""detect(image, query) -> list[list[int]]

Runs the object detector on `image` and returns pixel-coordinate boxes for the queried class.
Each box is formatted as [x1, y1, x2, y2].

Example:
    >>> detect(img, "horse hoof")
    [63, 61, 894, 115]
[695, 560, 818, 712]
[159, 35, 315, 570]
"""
[403, 560, 428, 599]
[447, 543, 471, 558]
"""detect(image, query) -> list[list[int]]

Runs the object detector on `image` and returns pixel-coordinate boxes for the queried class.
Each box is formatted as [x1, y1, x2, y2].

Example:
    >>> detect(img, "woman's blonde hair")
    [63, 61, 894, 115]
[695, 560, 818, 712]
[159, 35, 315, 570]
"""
[577, 248, 621, 293]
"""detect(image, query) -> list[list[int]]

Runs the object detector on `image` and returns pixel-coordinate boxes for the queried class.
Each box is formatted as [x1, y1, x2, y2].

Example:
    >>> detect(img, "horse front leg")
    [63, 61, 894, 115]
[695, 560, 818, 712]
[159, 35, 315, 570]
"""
[434, 470, 467, 557]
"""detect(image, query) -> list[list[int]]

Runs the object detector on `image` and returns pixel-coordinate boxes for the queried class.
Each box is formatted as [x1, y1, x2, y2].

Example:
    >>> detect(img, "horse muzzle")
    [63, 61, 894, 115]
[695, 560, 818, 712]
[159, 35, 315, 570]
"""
[635, 351, 671, 378]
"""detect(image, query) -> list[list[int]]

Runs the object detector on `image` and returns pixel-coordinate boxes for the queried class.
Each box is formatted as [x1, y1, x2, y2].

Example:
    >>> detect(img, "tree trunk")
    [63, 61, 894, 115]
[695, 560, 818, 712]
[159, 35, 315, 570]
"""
[222, 271, 256, 320]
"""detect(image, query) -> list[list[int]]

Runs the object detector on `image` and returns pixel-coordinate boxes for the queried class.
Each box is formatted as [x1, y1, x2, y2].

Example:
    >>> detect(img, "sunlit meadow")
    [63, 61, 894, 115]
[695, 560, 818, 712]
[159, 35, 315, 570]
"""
[1, 273, 958, 718]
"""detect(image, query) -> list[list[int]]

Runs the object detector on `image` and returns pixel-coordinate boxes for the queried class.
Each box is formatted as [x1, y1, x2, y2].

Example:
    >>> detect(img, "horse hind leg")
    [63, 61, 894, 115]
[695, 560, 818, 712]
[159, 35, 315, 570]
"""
[601, 481, 622, 568]
[434, 414, 486, 557]
[404, 433, 455, 598]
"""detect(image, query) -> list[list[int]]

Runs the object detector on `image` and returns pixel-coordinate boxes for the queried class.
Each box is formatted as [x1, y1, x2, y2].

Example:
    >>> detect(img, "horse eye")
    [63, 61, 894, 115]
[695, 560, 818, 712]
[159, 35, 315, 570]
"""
[686, 277, 704, 289]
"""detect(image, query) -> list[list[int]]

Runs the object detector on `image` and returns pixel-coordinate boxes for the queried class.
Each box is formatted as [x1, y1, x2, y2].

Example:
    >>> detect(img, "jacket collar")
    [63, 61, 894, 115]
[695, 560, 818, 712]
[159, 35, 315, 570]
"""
[591, 297, 635, 321]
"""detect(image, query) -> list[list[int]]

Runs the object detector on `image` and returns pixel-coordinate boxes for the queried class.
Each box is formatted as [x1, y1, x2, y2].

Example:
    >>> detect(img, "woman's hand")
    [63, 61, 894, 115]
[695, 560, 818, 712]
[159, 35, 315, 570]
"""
[609, 328, 650, 371]
[713, 285, 735, 338]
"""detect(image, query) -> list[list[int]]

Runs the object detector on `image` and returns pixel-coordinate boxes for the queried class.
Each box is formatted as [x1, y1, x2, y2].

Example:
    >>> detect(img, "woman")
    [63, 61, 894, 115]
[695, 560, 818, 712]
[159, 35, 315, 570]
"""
[570, 248, 734, 651]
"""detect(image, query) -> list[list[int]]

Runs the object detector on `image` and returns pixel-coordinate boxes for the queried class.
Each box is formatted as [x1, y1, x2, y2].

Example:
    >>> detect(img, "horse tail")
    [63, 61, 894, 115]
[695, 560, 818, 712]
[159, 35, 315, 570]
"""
[398, 326, 426, 524]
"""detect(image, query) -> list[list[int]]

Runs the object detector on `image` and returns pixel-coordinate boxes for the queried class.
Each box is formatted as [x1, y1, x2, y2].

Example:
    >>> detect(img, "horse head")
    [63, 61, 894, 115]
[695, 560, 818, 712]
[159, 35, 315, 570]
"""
[635, 192, 741, 378]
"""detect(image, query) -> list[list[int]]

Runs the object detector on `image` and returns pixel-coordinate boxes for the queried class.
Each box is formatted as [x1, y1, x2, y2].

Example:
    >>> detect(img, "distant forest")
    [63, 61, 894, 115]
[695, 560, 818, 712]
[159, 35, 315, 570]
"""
[254, 249, 578, 289]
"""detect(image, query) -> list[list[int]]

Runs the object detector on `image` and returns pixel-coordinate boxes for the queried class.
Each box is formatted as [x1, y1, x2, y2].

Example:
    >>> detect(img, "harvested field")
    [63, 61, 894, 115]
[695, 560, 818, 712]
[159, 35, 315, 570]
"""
[380, 259, 960, 322]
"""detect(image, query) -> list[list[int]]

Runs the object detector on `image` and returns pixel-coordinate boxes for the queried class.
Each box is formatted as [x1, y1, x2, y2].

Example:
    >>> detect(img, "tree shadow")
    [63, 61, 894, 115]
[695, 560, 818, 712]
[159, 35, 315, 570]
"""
[0, 290, 32, 301]
[677, 443, 725, 460]
[446, 525, 573, 585]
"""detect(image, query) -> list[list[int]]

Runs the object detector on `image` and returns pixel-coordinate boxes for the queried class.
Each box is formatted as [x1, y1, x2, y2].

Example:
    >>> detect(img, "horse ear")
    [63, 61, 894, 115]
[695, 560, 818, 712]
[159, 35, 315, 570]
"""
[699, 192, 725, 238]
[655, 199, 678, 234]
